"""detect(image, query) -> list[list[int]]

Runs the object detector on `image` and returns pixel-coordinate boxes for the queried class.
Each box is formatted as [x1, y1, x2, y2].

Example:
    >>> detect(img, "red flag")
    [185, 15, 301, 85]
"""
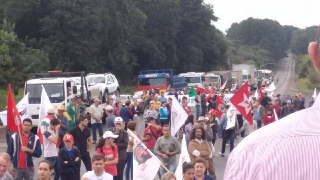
[195, 87, 206, 94]
[215, 95, 224, 118]
[6, 84, 22, 131]
[258, 88, 263, 101]
[206, 89, 215, 102]
[230, 82, 253, 125]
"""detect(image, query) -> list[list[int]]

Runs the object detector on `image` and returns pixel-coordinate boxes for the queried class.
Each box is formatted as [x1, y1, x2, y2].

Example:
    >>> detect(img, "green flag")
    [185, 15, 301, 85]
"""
[189, 87, 197, 97]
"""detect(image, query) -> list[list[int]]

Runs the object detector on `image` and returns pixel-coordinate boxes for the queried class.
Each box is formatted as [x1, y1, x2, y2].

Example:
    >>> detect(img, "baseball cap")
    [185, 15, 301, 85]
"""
[114, 117, 123, 124]
[63, 134, 74, 142]
[105, 105, 113, 111]
[103, 131, 119, 139]
[197, 116, 206, 121]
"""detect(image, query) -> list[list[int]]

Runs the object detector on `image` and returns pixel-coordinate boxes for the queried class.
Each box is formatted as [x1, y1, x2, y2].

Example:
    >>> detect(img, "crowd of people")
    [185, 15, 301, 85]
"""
[0, 79, 315, 180]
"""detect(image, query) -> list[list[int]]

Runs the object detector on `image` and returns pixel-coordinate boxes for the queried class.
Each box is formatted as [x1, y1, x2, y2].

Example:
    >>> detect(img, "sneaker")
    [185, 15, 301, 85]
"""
[219, 152, 225, 156]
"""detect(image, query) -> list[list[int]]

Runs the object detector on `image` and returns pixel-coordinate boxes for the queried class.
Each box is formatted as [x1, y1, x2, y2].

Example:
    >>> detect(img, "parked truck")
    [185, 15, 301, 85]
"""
[232, 64, 256, 88]
[231, 70, 243, 89]
[204, 71, 232, 89]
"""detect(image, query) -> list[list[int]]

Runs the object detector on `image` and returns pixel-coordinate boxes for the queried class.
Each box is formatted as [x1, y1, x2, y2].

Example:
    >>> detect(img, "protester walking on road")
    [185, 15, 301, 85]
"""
[89, 98, 104, 144]
[43, 118, 60, 180]
[159, 102, 169, 126]
[154, 125, 181, 177]
[0, 152, 14, 180]
[69, 115, 93, 171]
[126, 121, 137, 180]
[56, 104, 69, 149]
[81, 154, 113, 180]
[184, 115, 195, 145]
[67, 97, 79, 128]
[182, 162, 195, 180]
[107, 117, 128, 180]
[58, 134, 81, 180]
[200, 92, 207, 116]
[193, 158, 214, 180]
[96, 131, 119, 177]
[7, 118, 42, 180]
[105, 105, 116, 129]
[142, 117, 162, 153]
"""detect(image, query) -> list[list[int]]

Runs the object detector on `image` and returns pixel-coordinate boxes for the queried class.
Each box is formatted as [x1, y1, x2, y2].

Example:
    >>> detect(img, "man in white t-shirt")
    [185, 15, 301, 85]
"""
[81, 154, 113, 180]
[43, 118, 60, 180]
[89, 98, 104, 143]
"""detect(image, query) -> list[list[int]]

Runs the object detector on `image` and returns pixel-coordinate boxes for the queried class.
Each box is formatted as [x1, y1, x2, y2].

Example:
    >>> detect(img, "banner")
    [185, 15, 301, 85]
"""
[128, 129, 161, 180]
[6, 84, 22, 131]
[175, 134, 191, 180]
[170, 97, 188, 136]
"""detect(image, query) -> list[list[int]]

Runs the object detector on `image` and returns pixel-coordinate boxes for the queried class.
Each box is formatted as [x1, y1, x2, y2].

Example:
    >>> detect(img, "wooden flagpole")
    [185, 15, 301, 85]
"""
[14, 114, 23, 147]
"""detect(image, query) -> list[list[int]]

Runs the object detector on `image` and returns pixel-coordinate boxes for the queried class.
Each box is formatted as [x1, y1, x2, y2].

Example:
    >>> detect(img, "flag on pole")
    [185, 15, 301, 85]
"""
[0, 93, 29, 126]
[312, 88, 317, 99]
[265, 82, 276, 92]
[206, 88, 215, 102]
[6, 84, 22, 131]
[128, 129, 161, 180]
[215, 95, 224, 118]
[175, 134, 191, 180]
[273, 109, 279, 121]
[220, 78, 228, 90]
[230, 82, 253, 125]
[170, 97, 188, 136]
[37, 86, 54, 144]
[195, 87, 205, 94]
[188, 87, 197, 97]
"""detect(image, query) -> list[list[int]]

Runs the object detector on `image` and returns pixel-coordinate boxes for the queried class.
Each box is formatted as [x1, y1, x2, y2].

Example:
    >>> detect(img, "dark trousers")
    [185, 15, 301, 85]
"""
[91, 123, 103, 142]
[125, 152, 133, 180]
[115, 159, 127, 180]
[159, 119, 169, 126]
[61, 173, 80, 180]
[80, 151, 92, 171]
[201, 105, 206, 116]
[221, 129, 235, 154]
[45, 156, 59, 180]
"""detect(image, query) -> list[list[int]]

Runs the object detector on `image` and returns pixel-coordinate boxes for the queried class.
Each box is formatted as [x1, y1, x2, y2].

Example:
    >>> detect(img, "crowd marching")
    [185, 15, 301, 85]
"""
[0, 79, 315, 180]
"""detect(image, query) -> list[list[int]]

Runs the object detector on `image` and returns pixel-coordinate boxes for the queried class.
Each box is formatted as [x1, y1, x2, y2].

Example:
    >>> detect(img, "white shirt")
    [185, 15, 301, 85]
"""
[43, 129, 58, 157]
[82, 171, 113, 180]
[89, 104, 103, 124]
[224, 102, 320, 180]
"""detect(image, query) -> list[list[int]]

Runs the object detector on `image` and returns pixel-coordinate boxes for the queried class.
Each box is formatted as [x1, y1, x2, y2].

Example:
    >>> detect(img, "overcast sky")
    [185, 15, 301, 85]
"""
[205, 0, 320, 33]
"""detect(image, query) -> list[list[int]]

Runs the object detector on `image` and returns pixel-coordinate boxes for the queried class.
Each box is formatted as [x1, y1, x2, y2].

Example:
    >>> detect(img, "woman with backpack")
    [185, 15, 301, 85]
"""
[96, 131, 119, 177]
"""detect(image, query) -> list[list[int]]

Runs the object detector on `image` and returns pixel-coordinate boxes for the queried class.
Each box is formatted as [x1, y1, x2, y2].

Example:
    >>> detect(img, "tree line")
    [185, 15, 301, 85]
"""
[0, 0, 318, 90]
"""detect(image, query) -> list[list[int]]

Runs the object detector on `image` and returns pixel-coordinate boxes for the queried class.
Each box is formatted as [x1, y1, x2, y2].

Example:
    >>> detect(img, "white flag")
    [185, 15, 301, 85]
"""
[312, 88, 317, 98]
[254, 89, 259, 99]
[175, 134, 190, 180]
[38, 86, 54, 134]
[220, 78, 228, 90]
[265, 82, 276, 92]
[0, 93, 29, 126]
[128, 129, 161, 180]
[313, 92, 320, 107]
[273, 109, 279, 121]
[170, 97, 188, 136]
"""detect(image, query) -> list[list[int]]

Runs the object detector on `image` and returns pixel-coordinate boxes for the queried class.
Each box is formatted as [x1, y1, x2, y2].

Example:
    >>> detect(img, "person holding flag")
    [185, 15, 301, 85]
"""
[7, 118, 42, 180]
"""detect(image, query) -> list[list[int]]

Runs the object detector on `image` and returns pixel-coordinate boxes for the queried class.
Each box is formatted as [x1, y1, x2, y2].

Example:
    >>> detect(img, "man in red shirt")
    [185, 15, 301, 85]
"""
[142, 117, 162, 153]
[269, 99, 281, 117]
[7, 118, 42, 180]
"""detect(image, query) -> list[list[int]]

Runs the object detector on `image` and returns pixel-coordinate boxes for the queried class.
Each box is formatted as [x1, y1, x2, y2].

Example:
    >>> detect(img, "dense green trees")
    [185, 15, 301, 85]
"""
[0, 0, 228, 86]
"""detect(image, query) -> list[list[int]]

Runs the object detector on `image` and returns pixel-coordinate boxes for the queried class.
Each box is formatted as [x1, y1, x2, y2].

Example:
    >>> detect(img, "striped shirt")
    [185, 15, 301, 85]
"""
[224, 102, 320, 180]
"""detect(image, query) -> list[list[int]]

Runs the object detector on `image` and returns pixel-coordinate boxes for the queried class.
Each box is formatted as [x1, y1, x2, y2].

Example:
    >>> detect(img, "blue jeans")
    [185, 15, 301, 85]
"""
[45, 156, 59, 180]
[159, 164, 176, 177]
[91, 123, 103, 142]
[125, 152, 133, 180]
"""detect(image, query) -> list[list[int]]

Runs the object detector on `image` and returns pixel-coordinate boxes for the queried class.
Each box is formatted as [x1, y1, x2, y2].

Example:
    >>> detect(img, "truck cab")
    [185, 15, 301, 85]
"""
[178, 72, 205, 88]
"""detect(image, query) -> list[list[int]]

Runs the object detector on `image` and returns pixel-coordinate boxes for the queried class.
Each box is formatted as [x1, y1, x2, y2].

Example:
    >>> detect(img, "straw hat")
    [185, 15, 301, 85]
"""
[57, 104, 66, 111]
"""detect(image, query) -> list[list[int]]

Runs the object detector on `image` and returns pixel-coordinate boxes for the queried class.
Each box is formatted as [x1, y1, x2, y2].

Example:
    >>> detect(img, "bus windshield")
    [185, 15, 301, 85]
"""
[205, 76, 220, 83]
[26, 83, 65, 104]
[138, 78, 167, 86]
[185, 77, 201, 83]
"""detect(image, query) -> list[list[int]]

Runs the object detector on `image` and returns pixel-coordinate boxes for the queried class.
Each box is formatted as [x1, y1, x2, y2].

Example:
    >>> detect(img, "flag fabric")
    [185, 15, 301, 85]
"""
[175, 134, 191, 180]
[254, 89, 259, 99]
[215, 95, 224, 118]
[206, 88, 215, 102]
[128, 129, 161, 180]
[265, 82, 276, 92]
[273, 109, 279, 121]
[37, 86, 54, 144]
[195, 87, 206, 94]
[170, 97, 188, 136]
[6, 84, 22, 131]
[189, 87, 197, 97]
[230, 82, 253, 125]
[220, 78, 228, 90]
[258, 88, 263, 101]
[312, 88, 317, 98]
[231, 83, 237, 92]
[0, 93, 29, 126]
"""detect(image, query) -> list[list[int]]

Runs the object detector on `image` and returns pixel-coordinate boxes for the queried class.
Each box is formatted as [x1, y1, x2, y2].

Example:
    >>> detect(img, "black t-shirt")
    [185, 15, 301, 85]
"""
[69, 126, 91, 153]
